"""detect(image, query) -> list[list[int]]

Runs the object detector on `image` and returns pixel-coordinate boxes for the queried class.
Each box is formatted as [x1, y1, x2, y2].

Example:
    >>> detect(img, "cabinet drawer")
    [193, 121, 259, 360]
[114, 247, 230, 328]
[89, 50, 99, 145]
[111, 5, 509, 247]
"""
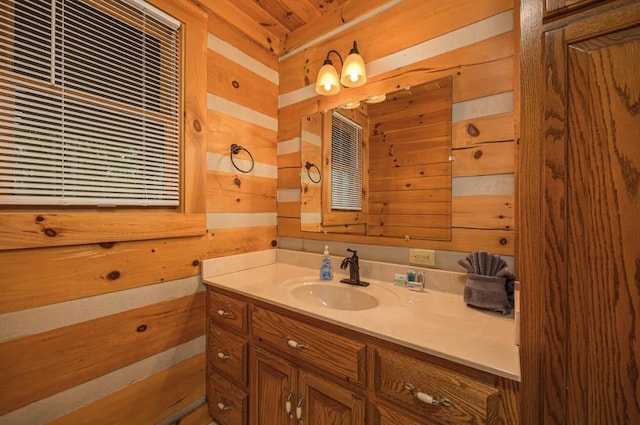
[209, 371, 248, 425]
[208, 289, 248, 334]
[376, 403, 433, 425]
[209, 325, 248, 386]
[374, 348, 498, 425]
[251, 305, 367, 386]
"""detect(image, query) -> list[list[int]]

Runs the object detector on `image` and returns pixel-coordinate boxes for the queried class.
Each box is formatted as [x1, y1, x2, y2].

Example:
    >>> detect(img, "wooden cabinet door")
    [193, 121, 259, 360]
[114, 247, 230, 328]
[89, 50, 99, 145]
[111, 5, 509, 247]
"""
[543, 0, 602, 18]
[249, 348, 297, 425]
[542, 10, 640, 425]
[298, 369, 365, 425]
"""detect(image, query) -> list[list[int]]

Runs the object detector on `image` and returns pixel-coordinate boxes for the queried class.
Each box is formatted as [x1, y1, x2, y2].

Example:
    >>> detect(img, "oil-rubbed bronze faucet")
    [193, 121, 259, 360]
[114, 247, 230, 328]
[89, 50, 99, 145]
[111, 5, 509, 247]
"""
[339, 248, 369, 287]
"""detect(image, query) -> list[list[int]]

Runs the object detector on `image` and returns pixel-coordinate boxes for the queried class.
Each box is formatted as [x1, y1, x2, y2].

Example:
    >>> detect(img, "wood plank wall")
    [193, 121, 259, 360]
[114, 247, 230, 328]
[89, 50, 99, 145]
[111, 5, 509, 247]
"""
[199, 0, 280, 259]
[0, 0, 282, 420]
[1, 0, 519, 423]
[277, 0, 518, 261]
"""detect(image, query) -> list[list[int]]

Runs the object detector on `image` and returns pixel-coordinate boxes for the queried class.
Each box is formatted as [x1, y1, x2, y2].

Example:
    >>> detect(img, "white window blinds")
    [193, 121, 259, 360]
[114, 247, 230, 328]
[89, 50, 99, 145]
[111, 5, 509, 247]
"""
[331, 112, 362, 211]
[0, 0, 181, 206]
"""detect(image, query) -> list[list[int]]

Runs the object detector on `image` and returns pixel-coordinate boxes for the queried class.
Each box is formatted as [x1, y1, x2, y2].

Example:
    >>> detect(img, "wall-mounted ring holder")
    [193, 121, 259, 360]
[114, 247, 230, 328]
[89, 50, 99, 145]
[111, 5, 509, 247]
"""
[305, 161, 321, 183]
[230, 143, 254, 173]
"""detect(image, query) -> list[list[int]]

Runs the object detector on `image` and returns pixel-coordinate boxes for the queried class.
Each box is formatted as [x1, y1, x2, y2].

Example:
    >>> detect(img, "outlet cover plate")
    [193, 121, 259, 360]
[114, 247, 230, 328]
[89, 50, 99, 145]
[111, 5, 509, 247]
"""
[409, 249, 436, 267]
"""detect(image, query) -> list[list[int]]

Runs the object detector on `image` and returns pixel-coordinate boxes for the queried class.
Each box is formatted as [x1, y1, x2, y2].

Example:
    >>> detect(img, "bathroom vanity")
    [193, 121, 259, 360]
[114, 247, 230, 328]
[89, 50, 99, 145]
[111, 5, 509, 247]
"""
[203, 259, 519, 425]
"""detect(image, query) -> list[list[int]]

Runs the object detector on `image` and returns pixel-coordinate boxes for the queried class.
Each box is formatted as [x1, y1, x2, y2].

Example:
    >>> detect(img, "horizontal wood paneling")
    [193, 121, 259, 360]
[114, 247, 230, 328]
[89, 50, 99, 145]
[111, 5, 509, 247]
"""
[202, 226, 277, 259]
[453, 57, 514, 103]
[278, 168, 301, 189]
[0, 293, 205, 415]
[207, 50, 278, 118]
[47, 353, 206, 425]
[278, 200, 301, 218]
[452, 112, 515, 148]
[206, 171, 277, 212]
[279, 216, 515, 255]
[278, 31, 514, 137]
[452, 195, 515, 230]
[0, 212, 206, 251]
[0, 237, 202, 314]
[276, 0, 516, 256]
[205, 10, 278, 69]
[197, 0, 280, 55]
[207, 110, 277, 165]
[279, 0, 512, 94]
[452, 141, 515, 177]
[282, 0, 394, 54]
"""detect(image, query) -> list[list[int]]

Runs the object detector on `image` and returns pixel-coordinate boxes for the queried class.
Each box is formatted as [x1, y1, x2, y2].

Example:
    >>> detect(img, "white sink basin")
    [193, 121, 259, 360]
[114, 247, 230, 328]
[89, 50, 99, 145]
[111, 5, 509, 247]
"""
[290, 282, 379, 311]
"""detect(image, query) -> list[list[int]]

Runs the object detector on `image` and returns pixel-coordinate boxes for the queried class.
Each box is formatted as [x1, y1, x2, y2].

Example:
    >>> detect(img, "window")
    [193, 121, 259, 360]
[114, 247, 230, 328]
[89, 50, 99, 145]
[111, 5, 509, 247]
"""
[0, 0, 181, 206]
[331, 111, 363, 211]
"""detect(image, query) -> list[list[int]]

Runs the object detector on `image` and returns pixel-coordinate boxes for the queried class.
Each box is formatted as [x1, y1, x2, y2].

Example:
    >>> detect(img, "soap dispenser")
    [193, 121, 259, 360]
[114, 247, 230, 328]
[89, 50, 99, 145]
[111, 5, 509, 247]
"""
[319, 245, 333, 280]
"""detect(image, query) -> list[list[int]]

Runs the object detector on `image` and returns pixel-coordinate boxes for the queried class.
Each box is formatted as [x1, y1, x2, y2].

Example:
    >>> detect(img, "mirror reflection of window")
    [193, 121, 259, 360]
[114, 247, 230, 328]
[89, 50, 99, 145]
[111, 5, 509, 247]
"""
[331, 112, 362, 211]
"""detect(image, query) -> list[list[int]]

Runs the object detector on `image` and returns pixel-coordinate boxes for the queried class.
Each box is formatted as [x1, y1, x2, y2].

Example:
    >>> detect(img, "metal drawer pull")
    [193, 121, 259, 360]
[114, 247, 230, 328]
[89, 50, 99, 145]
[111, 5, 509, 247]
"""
[286, 392, 293, 417]
[216, 308, 234, 318]
[287, 337, 309, 349]
[404, 383, 452, 407]
[296, 394, 304, 420]
[217, 351, 230, 360]
[217, 400, 232, 411]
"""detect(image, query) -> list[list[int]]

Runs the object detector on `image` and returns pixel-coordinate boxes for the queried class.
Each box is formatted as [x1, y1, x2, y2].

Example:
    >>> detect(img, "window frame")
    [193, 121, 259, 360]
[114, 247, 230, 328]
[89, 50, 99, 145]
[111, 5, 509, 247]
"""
[0, 0, 208, 251]
[320, 109, 368, 230]
[2, 0, 182, 207]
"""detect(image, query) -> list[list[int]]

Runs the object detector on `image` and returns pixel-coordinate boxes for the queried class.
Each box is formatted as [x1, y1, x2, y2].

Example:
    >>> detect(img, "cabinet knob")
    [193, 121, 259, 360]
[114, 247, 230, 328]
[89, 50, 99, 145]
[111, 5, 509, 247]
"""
[217, 308, 234, 318]
[404, 383, 452, 407]
[217, 400, 232, 411]
[296, 394, 304, 420]
[287, 337, 309, 349]
[217, 351, 230, 360]
[286, 392, 293, 417]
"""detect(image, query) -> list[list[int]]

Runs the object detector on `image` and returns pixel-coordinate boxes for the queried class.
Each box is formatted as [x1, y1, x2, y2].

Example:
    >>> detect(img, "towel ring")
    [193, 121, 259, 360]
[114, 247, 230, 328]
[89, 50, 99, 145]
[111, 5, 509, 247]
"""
[305, 161, 321, 183]
[230, 144, 254, 173]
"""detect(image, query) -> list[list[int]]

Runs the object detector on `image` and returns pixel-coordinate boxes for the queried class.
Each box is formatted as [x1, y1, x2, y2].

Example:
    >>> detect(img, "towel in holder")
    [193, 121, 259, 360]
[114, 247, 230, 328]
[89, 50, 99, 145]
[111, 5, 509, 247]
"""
[458, 251, 515, 315]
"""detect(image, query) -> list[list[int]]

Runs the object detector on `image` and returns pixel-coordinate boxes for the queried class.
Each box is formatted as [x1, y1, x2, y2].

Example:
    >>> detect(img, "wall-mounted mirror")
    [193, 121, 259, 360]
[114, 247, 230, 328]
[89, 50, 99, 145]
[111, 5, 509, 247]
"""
[300, 76, 453, 241]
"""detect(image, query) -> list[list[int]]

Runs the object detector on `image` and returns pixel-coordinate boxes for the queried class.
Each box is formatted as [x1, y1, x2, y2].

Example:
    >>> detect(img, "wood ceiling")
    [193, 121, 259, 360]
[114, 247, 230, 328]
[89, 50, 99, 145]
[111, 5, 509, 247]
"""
[224, 0, 349, 38]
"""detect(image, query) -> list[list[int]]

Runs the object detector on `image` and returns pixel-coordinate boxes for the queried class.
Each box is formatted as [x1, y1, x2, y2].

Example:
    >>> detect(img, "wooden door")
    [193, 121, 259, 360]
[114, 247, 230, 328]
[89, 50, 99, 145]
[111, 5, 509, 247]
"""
[298, 369, 366, 425]
[543, 14, 640, 425]
[249, 348, 297, 425]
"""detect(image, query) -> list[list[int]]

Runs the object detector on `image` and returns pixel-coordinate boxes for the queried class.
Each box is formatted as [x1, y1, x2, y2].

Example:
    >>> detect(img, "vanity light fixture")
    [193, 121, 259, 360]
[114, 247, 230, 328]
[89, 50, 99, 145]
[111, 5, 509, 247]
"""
[315, 41, 367, 96]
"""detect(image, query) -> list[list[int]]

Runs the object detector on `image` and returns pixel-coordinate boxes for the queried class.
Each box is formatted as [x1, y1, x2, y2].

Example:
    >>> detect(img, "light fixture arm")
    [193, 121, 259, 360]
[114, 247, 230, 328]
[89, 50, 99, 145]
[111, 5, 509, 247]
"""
[323, 49, 343, 67]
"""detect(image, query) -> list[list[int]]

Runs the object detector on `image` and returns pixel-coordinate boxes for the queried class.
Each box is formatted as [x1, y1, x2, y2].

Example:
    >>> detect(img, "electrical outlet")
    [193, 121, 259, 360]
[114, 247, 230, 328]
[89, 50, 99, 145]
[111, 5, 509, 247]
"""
[409, 249, 436, 267]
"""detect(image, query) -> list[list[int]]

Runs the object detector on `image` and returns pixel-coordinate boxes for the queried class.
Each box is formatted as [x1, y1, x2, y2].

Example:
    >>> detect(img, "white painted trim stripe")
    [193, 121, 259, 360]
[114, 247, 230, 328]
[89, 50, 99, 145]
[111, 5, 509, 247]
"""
[301, 212, 322, 224]
[278, 188, 301, 202]
[301, 130, 321, 147]
[207, 152, 277, 178]
[208, 33, 278, 85]
[452, 174, 515, 196]
[367, 10, 514, 78]
[0, 276, 203, 343]
[207, 93, 278, 132]
[207, 212, 278, 229]
[278, 10, 514, 108]
[279, 0, 405, 60]
[202, 249, 277, 278]
[0, 338, 205, 425]
[452, 91, 514, 123]
[278, 137, 301, 155]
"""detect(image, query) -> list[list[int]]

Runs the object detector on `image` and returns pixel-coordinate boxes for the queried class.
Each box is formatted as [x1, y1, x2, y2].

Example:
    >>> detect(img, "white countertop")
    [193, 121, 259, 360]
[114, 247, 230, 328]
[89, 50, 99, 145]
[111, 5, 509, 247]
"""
[203, 262, 521, 381]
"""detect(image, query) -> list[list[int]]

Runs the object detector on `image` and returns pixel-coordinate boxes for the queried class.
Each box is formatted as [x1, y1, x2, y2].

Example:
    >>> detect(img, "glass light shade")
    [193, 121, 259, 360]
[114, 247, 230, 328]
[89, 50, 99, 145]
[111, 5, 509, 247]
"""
[365, 94, 386, 104]
[340, 52, 366, 88]
[342, 101, 361, 109]
[315, 62, 340, 95]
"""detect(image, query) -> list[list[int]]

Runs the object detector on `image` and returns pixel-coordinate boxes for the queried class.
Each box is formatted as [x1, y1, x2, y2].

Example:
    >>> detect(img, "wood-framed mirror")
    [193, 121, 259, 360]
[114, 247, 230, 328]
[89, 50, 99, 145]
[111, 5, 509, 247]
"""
[300, 76, 453, 241]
